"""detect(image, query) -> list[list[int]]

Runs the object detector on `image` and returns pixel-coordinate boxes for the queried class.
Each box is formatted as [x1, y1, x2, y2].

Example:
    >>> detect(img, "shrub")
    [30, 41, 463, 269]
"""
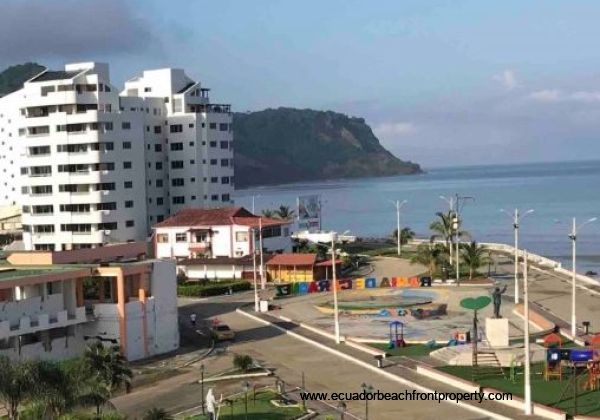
[233, 354, 254, 372]
[177, 281, 251, 297]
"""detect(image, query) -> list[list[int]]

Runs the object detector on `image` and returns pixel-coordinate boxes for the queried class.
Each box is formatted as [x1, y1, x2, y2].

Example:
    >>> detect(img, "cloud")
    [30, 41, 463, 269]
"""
[528, 89, 600, 103]
[373, 122, 417, 137]
[0, 0, 158, 65]
[493, 69, 518, 90]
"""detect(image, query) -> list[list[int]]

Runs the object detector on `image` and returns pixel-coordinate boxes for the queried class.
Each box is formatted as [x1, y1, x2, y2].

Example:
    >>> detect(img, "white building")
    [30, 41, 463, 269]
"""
[153, 207, 292, 260]
[1, 243, 179, 361]
[0, 62, 234, 251]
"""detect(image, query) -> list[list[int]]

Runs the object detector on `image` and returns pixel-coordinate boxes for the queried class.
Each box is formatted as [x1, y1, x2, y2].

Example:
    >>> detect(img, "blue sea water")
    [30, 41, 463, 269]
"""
[235, 160, 600, 273]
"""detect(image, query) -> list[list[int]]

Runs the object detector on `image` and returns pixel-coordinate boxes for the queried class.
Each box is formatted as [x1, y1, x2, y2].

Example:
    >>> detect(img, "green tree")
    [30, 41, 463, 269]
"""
[36, 360, 79, 417]
[410, 243, 447, 276]
[275, 205, 295, 219]
[0, 356, 39, 420]
[261, 209, 275, 218]
[233, 354, 254, 372]
[83, 342, 132, 415]
[429, 211, 456, 250]
[460, 241, 489, 280]
[392, 227, 415, 245]
[143, 408, 173, 420]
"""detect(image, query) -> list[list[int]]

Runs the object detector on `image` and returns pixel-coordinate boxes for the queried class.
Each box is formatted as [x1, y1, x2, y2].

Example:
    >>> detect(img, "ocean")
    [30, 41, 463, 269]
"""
[234, 160, 600, 274]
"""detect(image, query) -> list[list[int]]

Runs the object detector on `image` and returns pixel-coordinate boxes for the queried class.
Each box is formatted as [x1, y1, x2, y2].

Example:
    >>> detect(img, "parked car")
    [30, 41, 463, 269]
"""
[211, 324, 235, 341]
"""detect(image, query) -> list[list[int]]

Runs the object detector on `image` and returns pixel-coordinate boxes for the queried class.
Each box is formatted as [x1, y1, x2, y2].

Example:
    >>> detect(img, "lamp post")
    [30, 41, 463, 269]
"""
[331, 233, 341, 344]
[440, 195, 455, 260]
[453, 194, 474, 284]
[500, 208, 534, 304]
[361, 383, 374, 420]
[251, 228, 259, 312]
[200, 363, 205, 415]
[251, 195, 261, 214]
[569, 217, 597, 337]
[523, 251, 532, 415]
[391, 200, 407, 256]
[259, 217, 265, 290]
[243, 381, 250, 420]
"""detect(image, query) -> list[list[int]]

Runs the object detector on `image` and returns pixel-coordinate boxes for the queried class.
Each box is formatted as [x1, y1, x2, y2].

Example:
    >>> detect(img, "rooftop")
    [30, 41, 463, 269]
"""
[0, 266, 87, 282]
[266, 253, 317, 266]
[30, 70, 81, 82]
[153, 207, 291, 229]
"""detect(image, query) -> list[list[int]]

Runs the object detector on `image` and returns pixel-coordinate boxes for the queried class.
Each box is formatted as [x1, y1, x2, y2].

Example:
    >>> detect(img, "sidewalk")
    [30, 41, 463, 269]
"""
[243, 308, 546, 420]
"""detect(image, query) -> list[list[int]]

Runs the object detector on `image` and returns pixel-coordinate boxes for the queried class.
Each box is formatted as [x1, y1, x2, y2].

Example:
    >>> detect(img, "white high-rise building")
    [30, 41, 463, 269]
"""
[0, 62, 234, 251]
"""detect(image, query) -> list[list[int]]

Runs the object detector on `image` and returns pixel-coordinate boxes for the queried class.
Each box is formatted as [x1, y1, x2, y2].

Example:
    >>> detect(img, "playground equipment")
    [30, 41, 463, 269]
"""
[543, 333, 563, 381]
[388, 320, 406, 349]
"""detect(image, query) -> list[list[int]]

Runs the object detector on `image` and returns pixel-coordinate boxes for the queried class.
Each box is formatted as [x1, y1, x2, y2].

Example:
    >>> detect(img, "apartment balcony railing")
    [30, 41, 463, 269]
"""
[0, 306, 88, 339]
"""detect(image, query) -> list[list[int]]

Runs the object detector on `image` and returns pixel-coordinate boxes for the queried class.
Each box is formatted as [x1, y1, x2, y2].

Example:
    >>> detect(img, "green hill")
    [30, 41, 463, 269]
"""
[0, 63, 45, 97]
[233, 107, 421, 188]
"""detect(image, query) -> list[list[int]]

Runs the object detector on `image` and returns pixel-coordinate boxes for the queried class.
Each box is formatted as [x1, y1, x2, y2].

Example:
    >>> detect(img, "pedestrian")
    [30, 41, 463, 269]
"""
[190, 312, 197, 326]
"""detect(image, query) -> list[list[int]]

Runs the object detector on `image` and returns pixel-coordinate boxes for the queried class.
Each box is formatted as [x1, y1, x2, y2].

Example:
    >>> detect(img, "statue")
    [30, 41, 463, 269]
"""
[206, 388, 217, 420]
[492, 285, 508, 318]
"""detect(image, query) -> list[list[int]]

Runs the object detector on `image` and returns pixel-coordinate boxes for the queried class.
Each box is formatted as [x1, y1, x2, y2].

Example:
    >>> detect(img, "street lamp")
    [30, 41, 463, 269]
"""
[440, 195, 455, 260]
[453, 194, 474, 284]
[242, 381, 250, 420]
[251, 228, 259, 312]
[361, 383, 374, 420]
[500, 208, 534, 304]
[569, 217, 597, 337]
[259, 217, 265, 290]
[390, 200, 407, 256]
[251, 194, 261, 214]
[522, 251, 532, 415]
[337, 401, 347, 419]
[331, 232, 341, 344]
[200, 364, 205, 415]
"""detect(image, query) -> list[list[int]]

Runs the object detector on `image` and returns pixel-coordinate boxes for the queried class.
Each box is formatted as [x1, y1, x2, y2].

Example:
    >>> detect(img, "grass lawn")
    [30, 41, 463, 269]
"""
[439, 363, 600, 416]
[369, 342, 443, 357]
[188, 390, 306, 420]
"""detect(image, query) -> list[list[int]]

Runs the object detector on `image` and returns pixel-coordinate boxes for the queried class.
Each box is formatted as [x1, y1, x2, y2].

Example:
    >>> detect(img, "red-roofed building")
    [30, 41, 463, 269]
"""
[152, 207, 293, 260]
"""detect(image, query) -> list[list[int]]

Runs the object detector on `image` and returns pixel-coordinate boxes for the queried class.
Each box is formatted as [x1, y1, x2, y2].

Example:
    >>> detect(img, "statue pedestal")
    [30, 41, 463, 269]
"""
[485, 318, 509, 348]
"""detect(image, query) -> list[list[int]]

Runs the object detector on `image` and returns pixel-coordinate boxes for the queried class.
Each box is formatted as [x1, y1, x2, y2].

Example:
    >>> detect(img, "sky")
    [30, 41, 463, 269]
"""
[3, 0, 600, 168]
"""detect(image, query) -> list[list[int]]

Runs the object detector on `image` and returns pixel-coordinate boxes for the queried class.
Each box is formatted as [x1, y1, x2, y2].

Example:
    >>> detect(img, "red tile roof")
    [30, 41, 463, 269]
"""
[266, 253, 317, 266]
[152, 207, 291, 229]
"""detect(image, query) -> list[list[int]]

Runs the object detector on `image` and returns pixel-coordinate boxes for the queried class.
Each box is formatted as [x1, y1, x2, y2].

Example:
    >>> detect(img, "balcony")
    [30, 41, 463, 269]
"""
[0, 306, 88, 340]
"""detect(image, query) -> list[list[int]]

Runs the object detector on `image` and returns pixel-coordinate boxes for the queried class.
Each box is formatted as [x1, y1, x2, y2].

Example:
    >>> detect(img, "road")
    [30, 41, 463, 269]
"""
[114, 292, 485, 419]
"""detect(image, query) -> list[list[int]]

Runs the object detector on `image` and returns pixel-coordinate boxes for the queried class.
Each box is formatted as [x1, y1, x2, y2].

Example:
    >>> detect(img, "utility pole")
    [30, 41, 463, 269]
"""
[251, 228, 259, 312]
[259, 217, 265, 290]
[523, 251, 532, 415]
[501, 208, 534, 304]
[454, 194, 474, 285]
[392, 200, 407, 256]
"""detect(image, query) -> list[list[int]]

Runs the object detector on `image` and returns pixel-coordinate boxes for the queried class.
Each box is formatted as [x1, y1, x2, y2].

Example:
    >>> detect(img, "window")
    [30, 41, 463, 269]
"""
[32, 205, 53, 214]
[211, 194, 219, 201]
[61, 223, 91, 233]
[126, 220, 135, 227]
[221, 159, 229, 167]
[157, 215, 164, 222]
[209, 123, 217, 129]
[189, 141, 195, 146]
[220, 141, 229, 149]
[210, 159, 217, 165]
[172, 178, 184, 187]
[122, 122, 131, 130]
[170, 142, 183, 151]
[219, 123, 228, 131]
[191, 177, 196, 183]
[210, 177, 218, 183]
[236, 231, 249, 242]
[31, 185, 52, 195]
[157, 233, 168, 243]
[190, 159, 195, 164]
[156, 179, 163, 187]
[124, 181, 133, 189]
[169, 124, 183, 133]
[171, 160, 184, 169]
[60, 204, 90, 213]
[155, 162, 163, 170]
[221, 176, 230, 184]
[209, 141, 217, 147]
[95, 202, 116, 210]
[96, 222, 117, 230]
[175, 233, 186, 242]
[123, 161, 132, 169]
[222, 194, 230, 202]
[172, 196, 185, 204]
[125, 200, 133, 208]
[144, 87, 152, 92]
[34, 224, 55, 233]
[154, 144, 162, 152]
[154, 126, 162, 134]
[157, 197, 164, 205]
[123, 141, 131, 149]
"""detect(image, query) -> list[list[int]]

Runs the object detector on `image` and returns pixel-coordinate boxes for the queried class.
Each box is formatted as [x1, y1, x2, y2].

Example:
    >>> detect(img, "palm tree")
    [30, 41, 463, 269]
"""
[429, 211, 455, 250]
[83, 341, 132, 414]
[275, 205, 295, 219]
[261, 209, 275, 218]
[143, 408, 173, 420]
[410, 243, 447, 276]
[36, 360, 79, 417]
[392, 227, 415, 246]
[0, 356, 39, 420]
[460, 241, 489, 280]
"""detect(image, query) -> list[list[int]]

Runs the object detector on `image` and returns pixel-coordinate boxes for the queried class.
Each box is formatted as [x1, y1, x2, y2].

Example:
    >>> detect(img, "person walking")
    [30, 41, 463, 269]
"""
[190, 312, 197, 326]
